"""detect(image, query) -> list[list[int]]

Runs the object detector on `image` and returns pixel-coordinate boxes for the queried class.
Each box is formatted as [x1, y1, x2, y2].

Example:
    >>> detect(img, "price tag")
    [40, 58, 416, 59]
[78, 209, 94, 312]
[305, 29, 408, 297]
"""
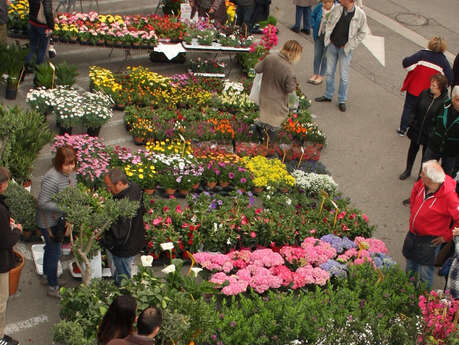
[180, 3, 192, 22]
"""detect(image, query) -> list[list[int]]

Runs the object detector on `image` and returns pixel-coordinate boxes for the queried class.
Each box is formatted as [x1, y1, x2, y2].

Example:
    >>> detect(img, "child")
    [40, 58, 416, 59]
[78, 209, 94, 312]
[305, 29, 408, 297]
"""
[308, 0, 335, 85]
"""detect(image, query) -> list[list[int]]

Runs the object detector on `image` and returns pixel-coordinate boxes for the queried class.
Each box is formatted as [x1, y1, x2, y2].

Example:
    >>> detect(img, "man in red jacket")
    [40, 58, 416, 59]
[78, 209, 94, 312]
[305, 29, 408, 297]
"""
[403, 160, 459, 289]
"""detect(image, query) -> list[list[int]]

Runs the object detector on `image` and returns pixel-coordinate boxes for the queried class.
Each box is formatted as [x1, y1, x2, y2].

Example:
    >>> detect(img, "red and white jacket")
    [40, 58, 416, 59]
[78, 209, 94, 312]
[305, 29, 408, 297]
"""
[409, 175, 459, 242]
[401, 49, 453, 97]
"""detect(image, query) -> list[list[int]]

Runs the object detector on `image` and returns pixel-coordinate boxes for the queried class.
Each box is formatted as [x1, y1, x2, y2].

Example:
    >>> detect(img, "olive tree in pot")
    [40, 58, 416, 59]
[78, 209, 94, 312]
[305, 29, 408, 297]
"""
[5, 182, 38, 240]
[53, 184, 138, 286]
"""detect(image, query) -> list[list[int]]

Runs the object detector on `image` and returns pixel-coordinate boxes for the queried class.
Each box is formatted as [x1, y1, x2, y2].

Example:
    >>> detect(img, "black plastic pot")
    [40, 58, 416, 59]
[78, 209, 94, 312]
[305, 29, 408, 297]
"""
[5, 87, 17, 100]
[86, 126, 101, 137]
[57, 124, 72, 135]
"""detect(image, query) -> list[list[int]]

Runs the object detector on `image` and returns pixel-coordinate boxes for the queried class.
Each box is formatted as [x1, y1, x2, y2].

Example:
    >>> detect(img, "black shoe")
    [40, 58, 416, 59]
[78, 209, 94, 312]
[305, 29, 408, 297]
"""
[290, 26, 300, 33]
[301, 29, 310, 35]
[0, 335, 19, 345]
[399, 169, 411, 180]
[402, 198, 410, 206]
[315, 96, 331, 102]
[338, 103, 346, 112]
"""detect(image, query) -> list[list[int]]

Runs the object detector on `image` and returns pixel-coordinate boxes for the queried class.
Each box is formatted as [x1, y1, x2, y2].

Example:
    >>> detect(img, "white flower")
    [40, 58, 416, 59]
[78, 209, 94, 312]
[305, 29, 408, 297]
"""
[160, 242, 174, 251]
[226, 238, 231, 245]
[286, 198, 292, 205]
[190, 267, 203, 277]
[161, 264, 176, 274]
[140, 255, 153, 267]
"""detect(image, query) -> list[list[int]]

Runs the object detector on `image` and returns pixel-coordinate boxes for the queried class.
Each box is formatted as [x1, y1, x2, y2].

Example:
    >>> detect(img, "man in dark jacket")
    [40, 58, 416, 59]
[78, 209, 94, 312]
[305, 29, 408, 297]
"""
[423, 86, 459, 177]
[103, 168, 145, 286]
[0, 167, 22, 345]
[235, 0, 255, 32]
[0, 0, 8, 45]
[25, 0, 54, 70]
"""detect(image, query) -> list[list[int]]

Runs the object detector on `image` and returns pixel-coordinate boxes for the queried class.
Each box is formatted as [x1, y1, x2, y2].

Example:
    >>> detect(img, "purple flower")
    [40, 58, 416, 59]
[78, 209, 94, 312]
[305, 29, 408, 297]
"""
[240, 178, 247, 184]
[230, 321, 236, 327]
[214, 169, 220, 176]
[217, 199, 223, 206]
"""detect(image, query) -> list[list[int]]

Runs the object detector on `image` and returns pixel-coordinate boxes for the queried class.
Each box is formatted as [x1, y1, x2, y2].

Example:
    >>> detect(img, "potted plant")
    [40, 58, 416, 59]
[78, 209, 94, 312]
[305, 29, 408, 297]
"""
[53, 184, 139, 285]
[124, 162, 157, 193]
[157, 174, 178, 195]
[81, 91, 114, 137]
[5, 182, 38, 241]
[4, 43, 27, 100]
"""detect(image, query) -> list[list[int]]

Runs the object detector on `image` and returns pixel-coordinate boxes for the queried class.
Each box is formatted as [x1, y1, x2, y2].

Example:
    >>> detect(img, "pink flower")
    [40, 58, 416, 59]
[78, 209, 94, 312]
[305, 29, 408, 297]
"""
[250, 232, 256, 238]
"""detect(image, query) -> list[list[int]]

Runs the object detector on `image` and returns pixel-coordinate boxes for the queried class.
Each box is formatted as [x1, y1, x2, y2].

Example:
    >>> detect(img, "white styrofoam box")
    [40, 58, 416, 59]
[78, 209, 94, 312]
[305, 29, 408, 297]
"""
[31, 244, 63, 276]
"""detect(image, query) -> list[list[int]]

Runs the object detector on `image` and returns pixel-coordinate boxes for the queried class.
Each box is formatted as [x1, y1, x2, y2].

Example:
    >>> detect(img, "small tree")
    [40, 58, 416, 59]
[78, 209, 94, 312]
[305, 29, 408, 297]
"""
[53, 184, 138, 285]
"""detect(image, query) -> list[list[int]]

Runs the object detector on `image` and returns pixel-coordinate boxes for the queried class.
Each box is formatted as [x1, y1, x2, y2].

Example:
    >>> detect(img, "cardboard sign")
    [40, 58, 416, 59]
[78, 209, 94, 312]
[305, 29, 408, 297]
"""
[180, 3, 192, 22]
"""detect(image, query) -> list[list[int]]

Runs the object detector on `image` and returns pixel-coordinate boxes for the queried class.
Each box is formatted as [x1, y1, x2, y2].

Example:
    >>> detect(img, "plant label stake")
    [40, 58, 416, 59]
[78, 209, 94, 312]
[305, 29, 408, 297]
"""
[330, 199, 339, 227]
[319, 190, 328, 214]
[49, 62, 56, 89]
[297, 146, 305, 169]
[185, 250, 196, 276]
[178, 133, 186, 157]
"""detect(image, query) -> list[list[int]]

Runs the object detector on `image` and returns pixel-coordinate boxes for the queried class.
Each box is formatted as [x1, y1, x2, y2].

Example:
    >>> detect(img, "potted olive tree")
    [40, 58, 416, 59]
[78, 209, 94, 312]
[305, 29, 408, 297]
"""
[53, 184, 138, 286]
[5, 182, 38, 241]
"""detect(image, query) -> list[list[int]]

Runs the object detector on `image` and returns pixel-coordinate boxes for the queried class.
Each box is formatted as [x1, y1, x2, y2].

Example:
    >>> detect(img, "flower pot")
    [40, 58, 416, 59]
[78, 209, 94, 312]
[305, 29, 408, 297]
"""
[5, 87, 17, 100]
[144, 188, 155, 195]
[164, 188, 176, 195]
[279, 187, 289, 193]
[115, 104, 126, 111]
[219, 181, 230, 188]
[133, 136, 145, 145]
[192, 183, 200, 190]
[9, 250, 24, 296]
[179, 189, 190, 196]
[253, 186, 264, 193]
[57, 125, 72, 136]
[86, 126, 101, 137]
[206, 181, 217, 190]
[21, 229, 33, 242]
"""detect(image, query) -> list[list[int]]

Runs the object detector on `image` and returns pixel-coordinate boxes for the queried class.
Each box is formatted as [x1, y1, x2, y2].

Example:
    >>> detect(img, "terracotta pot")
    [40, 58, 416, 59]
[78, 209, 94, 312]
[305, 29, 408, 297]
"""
[219, 181, 230, 188]
[207, 181, 217, 190]
[165, 188, 176, 195]
[253, 186, 264, 193]
[133, 136, 145, 145]
[192, 183, 200, 190]
[279, 187, 289, 193]
[179, 189, 190, 196]
[9, 250, 24, 295]
[144, 188, 155, 195]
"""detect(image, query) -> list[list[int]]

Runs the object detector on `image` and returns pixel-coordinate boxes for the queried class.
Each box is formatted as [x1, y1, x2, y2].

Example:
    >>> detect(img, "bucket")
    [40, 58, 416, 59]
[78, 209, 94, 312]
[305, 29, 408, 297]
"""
[9, 250, 24, 295]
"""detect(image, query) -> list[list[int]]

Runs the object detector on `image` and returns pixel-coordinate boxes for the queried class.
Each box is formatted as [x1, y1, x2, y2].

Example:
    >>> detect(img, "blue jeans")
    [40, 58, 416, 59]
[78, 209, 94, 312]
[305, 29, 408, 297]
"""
[111, 254, 134, 286]
[293, 6, 311, 31]
[40, 228, 61, 287]
[405, 244, 440, 290]
[25, 24, 49, 66]
[422, 147, 457, 177]
[399, 92, 418, 133]
[236, 5, 255, 31]
[324, 43, 353, 103]
[313, 35, 327, 75]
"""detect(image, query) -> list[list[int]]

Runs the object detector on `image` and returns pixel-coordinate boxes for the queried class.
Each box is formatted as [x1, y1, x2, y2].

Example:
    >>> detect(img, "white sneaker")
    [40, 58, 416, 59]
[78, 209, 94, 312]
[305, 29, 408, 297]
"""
[47, 286, 61, 299]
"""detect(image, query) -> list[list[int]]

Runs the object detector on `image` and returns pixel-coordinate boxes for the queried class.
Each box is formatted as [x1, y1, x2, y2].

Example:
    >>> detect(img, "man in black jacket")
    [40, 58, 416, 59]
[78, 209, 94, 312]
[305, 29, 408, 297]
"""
[103, 168, 145, 286]
[0, 167, 22, 345]
[25, 0, 54, 70]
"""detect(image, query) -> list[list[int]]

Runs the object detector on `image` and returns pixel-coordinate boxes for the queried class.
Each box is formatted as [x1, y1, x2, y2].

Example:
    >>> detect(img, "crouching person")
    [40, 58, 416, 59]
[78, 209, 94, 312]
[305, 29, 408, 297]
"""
[107, 306, 163, 345]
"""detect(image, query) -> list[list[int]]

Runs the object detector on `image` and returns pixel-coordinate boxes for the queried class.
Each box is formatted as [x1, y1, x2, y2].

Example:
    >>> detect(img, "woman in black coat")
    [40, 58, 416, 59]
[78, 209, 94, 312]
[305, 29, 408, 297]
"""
[399, 73, 449, 180]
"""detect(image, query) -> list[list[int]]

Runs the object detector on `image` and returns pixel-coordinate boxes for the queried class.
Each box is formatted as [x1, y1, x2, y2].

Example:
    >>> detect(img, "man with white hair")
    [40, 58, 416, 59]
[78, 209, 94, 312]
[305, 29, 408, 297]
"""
[423, 85, 459, 177]
[402, 160, 459, 289]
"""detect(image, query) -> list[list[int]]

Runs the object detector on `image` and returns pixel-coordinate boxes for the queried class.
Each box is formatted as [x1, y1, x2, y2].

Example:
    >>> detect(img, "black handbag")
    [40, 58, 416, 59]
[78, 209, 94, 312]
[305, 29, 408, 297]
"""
[41, 212, 66, 243]
[51, 216, 66, 243]
[402, 231, 438, 266]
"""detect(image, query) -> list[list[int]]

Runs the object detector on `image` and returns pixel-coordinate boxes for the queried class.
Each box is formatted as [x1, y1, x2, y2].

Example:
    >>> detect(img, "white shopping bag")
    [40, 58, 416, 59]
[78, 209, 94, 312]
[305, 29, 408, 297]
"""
[249, 73, 262, 105]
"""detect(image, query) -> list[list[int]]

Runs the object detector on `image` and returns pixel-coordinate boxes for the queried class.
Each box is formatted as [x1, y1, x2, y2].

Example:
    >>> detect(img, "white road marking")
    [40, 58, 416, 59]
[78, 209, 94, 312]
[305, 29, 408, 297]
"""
[364, 6, 455, 63]
[4, 314, 49, 335]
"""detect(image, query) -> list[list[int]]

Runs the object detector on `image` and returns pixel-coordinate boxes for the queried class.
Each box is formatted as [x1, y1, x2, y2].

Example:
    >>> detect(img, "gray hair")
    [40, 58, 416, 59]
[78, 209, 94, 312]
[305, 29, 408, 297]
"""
[452, 85, 459, 99]
[106, 168, 128, 185]
[422, 160, 445, 183]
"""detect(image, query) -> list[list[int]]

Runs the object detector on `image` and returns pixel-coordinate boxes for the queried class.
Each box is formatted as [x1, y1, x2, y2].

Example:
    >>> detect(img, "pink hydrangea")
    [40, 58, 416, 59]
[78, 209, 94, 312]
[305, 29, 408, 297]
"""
[193, 252, 232, 272]
[300, 237, 337, 265]
[354, 236, 388, 254]
[249, 248, 284, 267]
[270, 265, 294, 287]
[280, 246, 306, 264]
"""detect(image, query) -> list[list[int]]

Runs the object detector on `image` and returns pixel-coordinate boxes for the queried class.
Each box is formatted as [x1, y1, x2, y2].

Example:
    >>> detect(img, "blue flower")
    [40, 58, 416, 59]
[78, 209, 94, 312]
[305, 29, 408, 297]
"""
[320, 259, 347, 277]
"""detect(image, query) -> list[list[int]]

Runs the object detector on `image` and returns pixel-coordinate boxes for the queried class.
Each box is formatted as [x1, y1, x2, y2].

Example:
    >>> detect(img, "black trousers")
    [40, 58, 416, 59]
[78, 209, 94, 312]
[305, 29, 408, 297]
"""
[405, 140, 426, 176]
